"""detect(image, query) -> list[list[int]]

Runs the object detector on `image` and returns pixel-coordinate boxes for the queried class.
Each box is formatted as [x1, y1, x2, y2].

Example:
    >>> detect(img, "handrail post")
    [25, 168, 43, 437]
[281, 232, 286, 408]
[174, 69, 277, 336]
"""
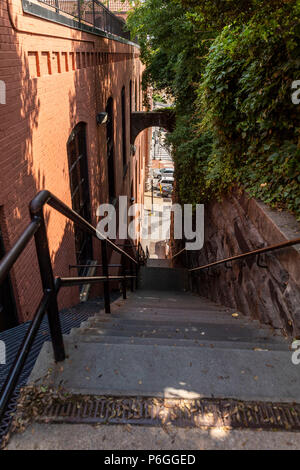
[30, 210, 65, 362]
[121, 253, 127, 300]
[0, 291, 52, 422]
[135, 244, 139, 289]
[130, 261, 134, 292]
[101, 239, 111, 313]
[135, 262, 139, 290]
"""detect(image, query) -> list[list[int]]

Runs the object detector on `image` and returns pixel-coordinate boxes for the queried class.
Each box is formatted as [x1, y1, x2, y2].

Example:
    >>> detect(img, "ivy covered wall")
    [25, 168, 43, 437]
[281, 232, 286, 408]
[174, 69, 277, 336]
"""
[127, 0, 300, 219]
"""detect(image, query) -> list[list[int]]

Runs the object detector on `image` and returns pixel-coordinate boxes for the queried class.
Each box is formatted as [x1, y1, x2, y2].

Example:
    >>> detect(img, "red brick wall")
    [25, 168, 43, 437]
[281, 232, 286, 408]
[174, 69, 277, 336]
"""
[0, 0, 147, 323]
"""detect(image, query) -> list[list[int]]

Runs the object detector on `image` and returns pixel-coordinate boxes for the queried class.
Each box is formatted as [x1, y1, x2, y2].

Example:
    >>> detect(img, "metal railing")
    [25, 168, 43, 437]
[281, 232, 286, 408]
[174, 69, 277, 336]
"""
[38, 0, 134, 42]
[172, 237, 300, 272]
[0, 189, 141, 422]
[137, 241, 149, 265]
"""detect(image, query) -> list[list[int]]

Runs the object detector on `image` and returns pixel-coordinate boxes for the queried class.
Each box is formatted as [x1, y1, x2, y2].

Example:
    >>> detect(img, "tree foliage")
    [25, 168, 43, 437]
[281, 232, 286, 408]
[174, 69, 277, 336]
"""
[127, 0, 300, 218]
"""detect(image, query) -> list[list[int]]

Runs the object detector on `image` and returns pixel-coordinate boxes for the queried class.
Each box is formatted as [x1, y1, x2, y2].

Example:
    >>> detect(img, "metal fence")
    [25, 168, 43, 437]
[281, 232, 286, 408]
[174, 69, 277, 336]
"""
[38, 0, 134, 41]
[103, 0, 131, 11]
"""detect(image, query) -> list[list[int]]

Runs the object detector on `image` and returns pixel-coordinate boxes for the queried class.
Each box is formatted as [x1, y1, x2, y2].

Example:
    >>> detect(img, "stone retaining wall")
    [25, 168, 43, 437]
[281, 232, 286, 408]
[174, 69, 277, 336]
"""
[184, 191, 300, 337]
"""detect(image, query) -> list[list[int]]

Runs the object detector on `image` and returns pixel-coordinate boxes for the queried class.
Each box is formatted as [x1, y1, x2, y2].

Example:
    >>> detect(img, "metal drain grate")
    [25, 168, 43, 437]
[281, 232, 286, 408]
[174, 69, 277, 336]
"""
[36, 396, 300, 431]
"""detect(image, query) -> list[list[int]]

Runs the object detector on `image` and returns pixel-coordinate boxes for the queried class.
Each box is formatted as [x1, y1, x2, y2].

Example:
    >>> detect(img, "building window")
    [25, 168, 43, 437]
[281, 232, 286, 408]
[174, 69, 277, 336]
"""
[67, 122, 93, 266]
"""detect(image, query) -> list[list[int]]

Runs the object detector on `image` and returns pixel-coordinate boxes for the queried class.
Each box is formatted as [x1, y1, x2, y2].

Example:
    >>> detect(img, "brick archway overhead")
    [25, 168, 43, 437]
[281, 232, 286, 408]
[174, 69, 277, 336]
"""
[130, 111, 176, 145]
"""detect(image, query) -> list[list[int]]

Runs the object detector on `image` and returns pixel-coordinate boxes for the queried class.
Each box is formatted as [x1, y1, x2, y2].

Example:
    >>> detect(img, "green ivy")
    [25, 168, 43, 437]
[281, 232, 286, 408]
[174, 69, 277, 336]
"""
[199, 6, 300, 218]
[127, 0, 300, 219]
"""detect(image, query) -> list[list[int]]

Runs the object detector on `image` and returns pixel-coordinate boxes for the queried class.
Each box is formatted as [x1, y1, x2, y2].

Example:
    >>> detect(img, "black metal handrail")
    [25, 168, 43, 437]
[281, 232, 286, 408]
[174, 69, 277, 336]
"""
[31, 190, 137, 265]
[171, 246, 186, 260]
[38, 0, 135, 43]
[189, 237, 300, 272]
[171, 237, 300, 271]
[0, 189, 141, 423]
[59, 275, 136, 287]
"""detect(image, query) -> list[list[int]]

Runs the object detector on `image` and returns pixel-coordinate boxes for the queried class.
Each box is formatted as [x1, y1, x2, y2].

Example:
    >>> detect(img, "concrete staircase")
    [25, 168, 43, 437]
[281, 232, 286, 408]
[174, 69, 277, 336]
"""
[27, 262, 299, 403]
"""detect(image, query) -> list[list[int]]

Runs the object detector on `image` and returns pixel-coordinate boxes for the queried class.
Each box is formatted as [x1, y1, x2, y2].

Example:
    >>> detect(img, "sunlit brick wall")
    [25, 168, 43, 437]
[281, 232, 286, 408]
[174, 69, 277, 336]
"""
[0, 0, 146, 323]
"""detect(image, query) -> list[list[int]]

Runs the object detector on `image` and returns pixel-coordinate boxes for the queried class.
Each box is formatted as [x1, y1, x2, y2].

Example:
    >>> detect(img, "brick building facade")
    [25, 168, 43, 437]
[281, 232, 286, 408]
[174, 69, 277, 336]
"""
[0, 0, 150, 330]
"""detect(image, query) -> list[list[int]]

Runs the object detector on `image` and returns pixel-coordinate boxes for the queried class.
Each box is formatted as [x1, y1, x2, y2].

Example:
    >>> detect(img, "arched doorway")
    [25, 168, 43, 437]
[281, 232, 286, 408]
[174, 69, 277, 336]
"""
[67, 122, 93, 266]
[106, 97, 116, 203]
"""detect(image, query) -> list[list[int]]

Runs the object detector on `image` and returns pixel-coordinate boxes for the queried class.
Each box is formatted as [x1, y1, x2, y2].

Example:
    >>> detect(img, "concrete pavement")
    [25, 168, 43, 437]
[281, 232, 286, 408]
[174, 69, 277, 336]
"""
[6, 423, 300, 450]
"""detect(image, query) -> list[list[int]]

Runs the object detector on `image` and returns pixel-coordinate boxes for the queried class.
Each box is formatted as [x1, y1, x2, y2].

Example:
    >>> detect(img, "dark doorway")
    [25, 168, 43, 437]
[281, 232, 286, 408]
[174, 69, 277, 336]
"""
[106, 97, 116, 202]
[135, 80, 138, 111]
[67, 122, 93, 266]
[0, 226, 18, 331]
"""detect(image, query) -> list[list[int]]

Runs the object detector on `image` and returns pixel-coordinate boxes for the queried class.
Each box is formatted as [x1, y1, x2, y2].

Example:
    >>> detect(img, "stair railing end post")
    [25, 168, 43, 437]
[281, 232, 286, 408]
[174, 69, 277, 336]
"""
[130, 260, 134, 292]
[135, 262, 139, 290]
[121, 253, 127, 300]
[29, 207, 65, 362]
[101, 239, 111, 313]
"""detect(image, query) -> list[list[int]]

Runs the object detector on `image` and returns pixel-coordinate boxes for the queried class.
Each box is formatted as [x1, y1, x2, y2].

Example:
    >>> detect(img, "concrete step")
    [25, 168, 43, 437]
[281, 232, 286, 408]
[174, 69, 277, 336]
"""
[28, 338, 299, 403]
[65, 333, 288, 351]
[80, 323, 274, 340]
[82, 312, 272, 329]
[113, 305, 240, 318]
[115, 299, 236, 311]
[138, 266, 187, 291]
[146, 259, 172, 268]
[22, 285, 295, 424]
[70, 323, 283, 343]
[116, 291, 237, 311]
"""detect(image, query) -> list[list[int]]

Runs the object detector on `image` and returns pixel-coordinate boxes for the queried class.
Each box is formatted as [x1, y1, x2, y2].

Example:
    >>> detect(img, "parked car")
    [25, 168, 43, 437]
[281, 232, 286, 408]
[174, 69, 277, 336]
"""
[152, 169, 163, 178]
[161, 184, 173, 197]
[160, 176, 174, 185]
[160, 168, 174, 176]
[159, 176, 174, 197]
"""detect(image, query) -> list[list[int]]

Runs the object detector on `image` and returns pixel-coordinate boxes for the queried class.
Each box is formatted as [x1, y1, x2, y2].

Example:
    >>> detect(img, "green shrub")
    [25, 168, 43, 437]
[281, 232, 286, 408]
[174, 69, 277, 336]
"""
[199, 7, 300, 218]
[127, 0, 300, 219]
